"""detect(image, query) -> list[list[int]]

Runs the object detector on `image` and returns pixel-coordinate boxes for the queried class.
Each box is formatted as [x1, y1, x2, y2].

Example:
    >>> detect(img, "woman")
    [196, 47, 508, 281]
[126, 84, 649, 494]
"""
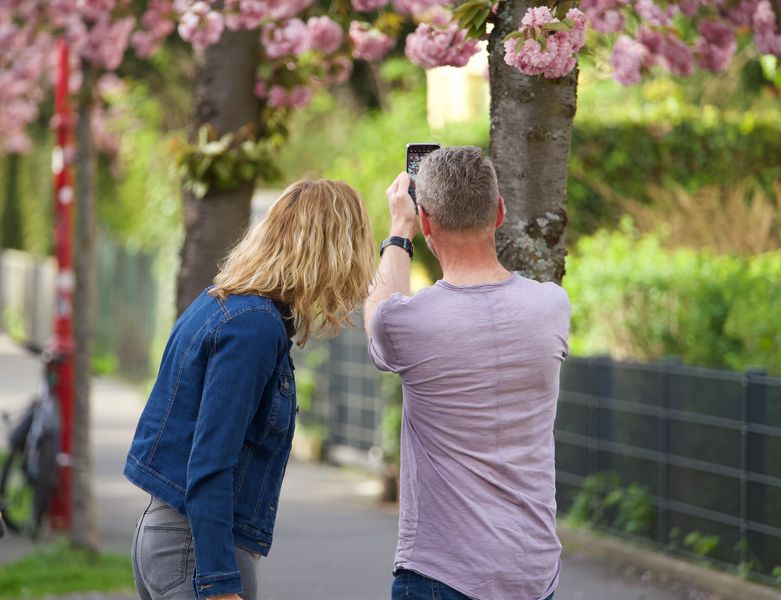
[124, 180, 375, 600]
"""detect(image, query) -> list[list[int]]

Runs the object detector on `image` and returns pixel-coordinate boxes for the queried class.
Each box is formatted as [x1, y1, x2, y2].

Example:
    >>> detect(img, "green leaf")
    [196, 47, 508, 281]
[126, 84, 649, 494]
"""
[542, 21, 569, 32]
[502, 30, 525, 43]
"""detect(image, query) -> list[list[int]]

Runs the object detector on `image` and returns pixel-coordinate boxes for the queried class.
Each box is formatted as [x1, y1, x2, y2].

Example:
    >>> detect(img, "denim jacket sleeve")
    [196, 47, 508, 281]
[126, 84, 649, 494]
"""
[184, 307, 284, 598]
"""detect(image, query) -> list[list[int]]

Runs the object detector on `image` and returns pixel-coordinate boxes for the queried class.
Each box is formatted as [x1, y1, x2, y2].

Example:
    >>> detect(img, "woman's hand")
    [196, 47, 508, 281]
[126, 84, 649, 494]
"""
[210, 595, 242, 600]
[386, 172, 420, 240]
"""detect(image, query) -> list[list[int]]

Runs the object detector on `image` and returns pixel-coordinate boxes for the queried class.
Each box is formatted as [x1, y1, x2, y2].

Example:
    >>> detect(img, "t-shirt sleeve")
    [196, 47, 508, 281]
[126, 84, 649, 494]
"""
[367, 295, 404, 373]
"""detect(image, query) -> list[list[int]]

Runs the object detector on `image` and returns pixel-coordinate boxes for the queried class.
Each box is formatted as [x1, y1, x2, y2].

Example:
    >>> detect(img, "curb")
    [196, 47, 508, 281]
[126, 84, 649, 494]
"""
[558, 524, 781, 600]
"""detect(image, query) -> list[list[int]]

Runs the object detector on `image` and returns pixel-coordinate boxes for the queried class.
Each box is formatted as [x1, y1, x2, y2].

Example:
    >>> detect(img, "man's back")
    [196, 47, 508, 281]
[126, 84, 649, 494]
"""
[369, 273, 570, 600]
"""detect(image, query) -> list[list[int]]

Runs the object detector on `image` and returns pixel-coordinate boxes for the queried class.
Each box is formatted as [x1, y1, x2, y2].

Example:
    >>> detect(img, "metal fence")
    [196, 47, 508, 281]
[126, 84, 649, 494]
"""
[297, 314, 386, 469]
[0, 236, 161, 379]
[555, 356, 781, 584]
[308, 335, 781, 582]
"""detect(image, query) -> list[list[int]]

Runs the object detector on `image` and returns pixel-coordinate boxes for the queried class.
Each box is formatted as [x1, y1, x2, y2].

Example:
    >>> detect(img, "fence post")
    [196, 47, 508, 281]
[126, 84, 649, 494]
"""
[597, 356, 613, 473]
[742, 368, 767, 570]
[657, 357, 679, 546]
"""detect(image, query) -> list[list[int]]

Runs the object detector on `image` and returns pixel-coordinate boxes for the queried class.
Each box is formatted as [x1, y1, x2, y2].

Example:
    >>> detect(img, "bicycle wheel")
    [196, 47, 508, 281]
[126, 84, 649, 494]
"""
[0, 445, 33, 534]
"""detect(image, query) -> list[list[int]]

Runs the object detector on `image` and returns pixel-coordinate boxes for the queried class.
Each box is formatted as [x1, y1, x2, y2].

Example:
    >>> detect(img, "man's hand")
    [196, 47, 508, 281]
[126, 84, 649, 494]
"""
[386, 172, 420, 240]
[210, 595, 242, 600]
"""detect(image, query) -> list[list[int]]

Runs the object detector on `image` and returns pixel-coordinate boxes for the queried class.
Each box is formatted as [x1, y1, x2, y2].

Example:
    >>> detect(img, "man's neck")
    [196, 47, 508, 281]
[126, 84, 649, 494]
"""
[433, 233, 512, 286]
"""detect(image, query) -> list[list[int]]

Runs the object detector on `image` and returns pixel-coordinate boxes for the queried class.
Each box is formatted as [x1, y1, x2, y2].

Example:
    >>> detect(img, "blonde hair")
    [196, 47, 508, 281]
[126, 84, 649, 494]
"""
[210, 179, 375, 346]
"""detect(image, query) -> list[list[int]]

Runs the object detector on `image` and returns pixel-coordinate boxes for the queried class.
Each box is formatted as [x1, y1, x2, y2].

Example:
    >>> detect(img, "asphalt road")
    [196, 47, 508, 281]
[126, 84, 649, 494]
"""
[0, 335, 721, 600]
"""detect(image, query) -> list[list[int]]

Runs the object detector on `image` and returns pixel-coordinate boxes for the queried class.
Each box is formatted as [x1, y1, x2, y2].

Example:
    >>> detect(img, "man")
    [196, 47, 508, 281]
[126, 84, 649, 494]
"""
[365, 146, 570, 600]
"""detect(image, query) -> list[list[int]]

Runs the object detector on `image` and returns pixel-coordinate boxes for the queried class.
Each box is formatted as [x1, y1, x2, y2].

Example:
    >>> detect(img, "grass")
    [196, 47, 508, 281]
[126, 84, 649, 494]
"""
[0, 541, 134, 599]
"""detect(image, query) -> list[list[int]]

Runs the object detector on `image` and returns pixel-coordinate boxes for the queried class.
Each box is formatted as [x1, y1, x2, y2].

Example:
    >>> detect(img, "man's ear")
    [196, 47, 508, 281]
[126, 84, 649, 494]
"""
[496, 196, 505, 229]
[419, 204, 433, 237]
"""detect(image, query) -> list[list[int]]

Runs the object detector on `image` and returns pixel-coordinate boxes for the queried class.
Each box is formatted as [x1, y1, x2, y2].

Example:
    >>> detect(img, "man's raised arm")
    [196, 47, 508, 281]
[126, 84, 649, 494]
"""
[364, 171, 420, 338]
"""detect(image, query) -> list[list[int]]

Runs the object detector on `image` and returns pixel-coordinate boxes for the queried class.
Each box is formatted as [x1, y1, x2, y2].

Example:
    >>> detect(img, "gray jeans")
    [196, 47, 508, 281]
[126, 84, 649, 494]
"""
[131, 496, 262, 600]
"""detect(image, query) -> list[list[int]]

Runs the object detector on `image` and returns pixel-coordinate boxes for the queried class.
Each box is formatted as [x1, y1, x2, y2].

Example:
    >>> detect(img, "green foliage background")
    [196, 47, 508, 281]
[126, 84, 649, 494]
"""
[565, 220, 781, 374]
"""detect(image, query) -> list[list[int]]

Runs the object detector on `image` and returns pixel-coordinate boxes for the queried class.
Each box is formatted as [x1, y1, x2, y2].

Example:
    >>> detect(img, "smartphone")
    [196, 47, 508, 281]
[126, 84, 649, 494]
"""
[406, 143, 440, 205]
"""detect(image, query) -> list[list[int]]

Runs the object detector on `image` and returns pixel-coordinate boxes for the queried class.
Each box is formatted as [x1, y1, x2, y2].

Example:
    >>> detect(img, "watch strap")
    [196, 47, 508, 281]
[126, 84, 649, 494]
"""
[380, 236, 414, 259]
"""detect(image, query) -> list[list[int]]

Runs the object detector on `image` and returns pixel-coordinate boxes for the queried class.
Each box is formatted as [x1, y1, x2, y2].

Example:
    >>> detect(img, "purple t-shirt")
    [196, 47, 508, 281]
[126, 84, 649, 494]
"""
[368, 273, 570, 600]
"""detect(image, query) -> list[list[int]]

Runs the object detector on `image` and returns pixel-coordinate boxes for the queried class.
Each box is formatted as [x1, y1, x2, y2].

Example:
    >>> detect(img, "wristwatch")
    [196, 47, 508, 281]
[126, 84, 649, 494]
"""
[380, 236, 414, 259]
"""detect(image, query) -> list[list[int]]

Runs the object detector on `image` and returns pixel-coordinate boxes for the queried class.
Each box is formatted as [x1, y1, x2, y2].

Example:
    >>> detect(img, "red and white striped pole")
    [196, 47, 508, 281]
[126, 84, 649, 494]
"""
[49, 38, 75, 532]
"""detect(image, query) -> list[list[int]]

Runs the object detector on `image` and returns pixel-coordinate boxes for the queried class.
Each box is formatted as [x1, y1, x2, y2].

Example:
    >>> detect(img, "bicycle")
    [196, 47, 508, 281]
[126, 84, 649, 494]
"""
[0, 347, 62, 538]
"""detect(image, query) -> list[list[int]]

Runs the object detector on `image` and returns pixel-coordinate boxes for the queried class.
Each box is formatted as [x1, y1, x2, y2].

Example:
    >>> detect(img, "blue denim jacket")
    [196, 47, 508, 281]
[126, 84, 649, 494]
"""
[124, 288, 296, 598]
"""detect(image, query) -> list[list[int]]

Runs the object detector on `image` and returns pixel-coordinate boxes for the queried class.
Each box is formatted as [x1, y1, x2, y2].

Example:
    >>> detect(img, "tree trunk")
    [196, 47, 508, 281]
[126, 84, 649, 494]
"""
[71, 95, 98, 551]
[488, 0, 578, 284]
[176, 29, 261, 316]
[1, 153, 23, 250]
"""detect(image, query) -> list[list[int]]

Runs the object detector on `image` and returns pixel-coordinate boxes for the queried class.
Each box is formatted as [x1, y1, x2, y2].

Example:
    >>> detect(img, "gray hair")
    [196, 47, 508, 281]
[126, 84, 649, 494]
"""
[416, 146, 500, 231]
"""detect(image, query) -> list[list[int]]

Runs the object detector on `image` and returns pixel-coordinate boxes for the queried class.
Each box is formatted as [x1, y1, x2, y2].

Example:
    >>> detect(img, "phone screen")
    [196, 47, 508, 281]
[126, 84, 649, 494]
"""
[406, 143, 440, 203]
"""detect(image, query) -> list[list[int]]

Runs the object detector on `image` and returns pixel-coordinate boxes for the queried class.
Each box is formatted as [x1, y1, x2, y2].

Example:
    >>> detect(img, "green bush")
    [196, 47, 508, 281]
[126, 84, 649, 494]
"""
[567, 472, 655, 537]
[569, 116, 781, 236]
[565, 220, 781, 374]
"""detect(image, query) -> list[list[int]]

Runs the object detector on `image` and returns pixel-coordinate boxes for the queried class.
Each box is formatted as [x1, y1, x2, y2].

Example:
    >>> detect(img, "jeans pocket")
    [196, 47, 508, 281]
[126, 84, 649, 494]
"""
[141, 525, 192, 594]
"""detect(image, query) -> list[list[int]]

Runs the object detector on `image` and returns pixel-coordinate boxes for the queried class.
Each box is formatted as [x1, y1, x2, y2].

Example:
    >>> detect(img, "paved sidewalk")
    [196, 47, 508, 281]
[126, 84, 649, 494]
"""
[0, 335, 726, 599]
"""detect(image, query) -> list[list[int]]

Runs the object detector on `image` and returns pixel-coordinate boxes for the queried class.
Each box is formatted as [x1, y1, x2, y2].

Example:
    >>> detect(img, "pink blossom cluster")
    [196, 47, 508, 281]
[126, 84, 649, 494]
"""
[0, 25, 49, 152]
[754, 0, 781, 56]
[177, 1, 224, 49]
[261, 18, 310, 58]
[610, 26, 692, 84]
[694, 19, 736, 71]
[352, 0, 389, 11]
[307, 16, 343, 53]
[132, 0, 175, 58]
[392, 0, 452, 16]
[610, 34, 651, 85]
[349, 22, 396, 61]
[222, 0, 313, 30]
[265, 0, 313, 20]
[405, 21, 479, 68]
[581, 0, 627, 33]
[504, 7, 587, 79]
[635, 0, 678, 27]
[255, 81, 313, 108]
[83, 16, 136, 70]
[724, 0, 760, 27]
[78, 0, 118, 22]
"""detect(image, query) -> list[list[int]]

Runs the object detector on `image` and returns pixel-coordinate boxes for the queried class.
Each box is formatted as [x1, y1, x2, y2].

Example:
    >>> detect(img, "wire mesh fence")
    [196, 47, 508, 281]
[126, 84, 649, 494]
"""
[556, 356, 781, 584]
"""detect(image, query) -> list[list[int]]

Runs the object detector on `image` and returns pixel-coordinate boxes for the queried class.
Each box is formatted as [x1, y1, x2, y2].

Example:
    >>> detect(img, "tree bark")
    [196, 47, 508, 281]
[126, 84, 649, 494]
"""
[1, 153, 23, 250]
[72, 94, 98, 551]
[176, 29, 261, 316]
[488, 0, 578, 284]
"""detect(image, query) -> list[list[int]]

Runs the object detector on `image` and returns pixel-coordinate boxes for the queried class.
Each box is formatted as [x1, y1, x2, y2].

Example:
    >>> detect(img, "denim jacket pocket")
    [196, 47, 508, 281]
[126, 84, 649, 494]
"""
[267, 370, 295, 435]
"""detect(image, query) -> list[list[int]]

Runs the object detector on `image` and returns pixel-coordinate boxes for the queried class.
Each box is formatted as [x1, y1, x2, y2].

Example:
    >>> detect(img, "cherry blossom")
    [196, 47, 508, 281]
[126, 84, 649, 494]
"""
[349, 22, 396, 61]
[352, 0, 389, 11]
[405, 21, 479, 69]
[635, 0, 678, 27]
[261, 18, 311, 58]
[610, 34, 651, 85]
[224, 0, 269, 31]
[695, 19, 737, 72]
[308, 16, 343, 54]
[83, 16, 135, 70]
[753, 0, 781, 56]
[131, 0, 176, 57]
[392, 0, 452, 16]
[177, 1, 224, 50]
[504, 7, 587, 79]
[267, 84, 313, 108]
